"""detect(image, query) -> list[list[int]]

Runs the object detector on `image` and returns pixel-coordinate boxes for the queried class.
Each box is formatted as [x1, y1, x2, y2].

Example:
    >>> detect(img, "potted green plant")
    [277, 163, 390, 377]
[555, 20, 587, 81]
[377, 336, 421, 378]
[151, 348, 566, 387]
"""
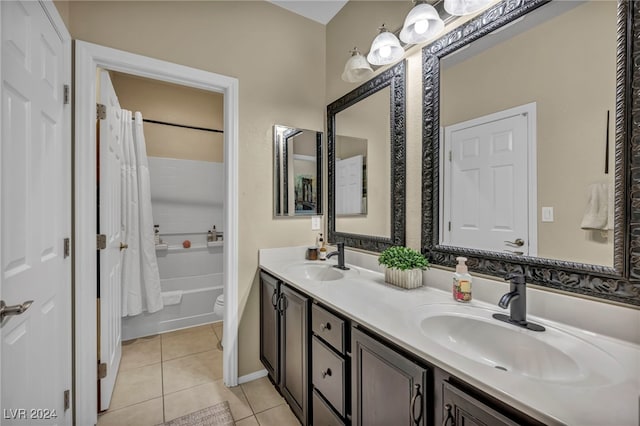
[378, 246, 430, 289]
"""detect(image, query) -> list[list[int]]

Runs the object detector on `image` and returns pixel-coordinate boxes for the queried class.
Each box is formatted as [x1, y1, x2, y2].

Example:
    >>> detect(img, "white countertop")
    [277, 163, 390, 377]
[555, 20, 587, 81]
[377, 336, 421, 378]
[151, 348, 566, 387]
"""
[259, 246, 640, 426]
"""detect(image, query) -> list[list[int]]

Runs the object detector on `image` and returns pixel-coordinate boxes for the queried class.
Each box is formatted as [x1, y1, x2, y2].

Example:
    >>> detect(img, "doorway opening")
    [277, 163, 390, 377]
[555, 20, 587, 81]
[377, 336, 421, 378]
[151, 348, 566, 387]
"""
[74, 41, 239, 426]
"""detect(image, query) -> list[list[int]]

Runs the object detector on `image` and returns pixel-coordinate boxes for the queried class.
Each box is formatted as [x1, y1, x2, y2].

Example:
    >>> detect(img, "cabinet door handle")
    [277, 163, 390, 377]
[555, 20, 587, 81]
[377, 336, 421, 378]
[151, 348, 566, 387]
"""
[411, 384, 423, 425]
[277, 294, 286, 315]
[271, 289, 278, 309]
[442, 403, 454, 426]
[321, 368, 332, 379]
[320, 322, 332, 331]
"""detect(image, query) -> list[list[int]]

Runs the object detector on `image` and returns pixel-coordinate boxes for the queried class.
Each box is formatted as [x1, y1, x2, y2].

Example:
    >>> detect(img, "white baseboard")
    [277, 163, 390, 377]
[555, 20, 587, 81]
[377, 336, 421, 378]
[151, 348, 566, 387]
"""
[238, 369, 268, 384]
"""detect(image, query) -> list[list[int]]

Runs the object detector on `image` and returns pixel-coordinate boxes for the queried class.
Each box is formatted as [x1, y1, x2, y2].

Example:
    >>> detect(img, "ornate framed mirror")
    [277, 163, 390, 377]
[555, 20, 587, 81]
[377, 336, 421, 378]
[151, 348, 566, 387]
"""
[273, 125, 322, 217]
[422, 0, 640, 306]
[328, 61, 406, 252]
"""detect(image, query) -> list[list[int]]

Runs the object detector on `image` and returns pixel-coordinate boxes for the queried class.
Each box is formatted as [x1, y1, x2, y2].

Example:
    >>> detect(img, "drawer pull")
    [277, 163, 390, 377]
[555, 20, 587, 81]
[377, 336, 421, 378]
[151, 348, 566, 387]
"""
[271, 289, 278, 308]
[320, 322, 332, 331]
[321, 368, 332, 379]
[442, 403, 454, 426]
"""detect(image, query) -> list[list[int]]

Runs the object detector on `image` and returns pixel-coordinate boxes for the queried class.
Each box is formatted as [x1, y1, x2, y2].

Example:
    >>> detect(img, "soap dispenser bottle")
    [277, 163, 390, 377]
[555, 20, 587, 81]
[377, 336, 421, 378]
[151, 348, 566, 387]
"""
[453, 257, 472, 302]
[318, 233, 327, 261]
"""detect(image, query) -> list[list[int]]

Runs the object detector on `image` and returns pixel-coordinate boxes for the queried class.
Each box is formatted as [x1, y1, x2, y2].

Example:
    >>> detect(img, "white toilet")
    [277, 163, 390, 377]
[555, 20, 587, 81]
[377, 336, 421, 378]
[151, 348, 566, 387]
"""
[214, 293, 224, 317]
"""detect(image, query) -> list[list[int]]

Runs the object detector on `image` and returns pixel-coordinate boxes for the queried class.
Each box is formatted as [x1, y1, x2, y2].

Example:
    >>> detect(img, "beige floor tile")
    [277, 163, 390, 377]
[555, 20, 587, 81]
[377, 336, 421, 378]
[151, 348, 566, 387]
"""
[212, 321, 223, 340]
[240, 376, 284, 414]
[162, 349, 223, 394]
[235, 415, 259, 426]
[161, 327, 218, 360]
[164, 380, 253, 422]
[162, 324, 214, 338]
[109, 363, 162, 411]
[98, 397, 164, 426]
[255, 404, 300, 426]
[120, 338, 161, 371]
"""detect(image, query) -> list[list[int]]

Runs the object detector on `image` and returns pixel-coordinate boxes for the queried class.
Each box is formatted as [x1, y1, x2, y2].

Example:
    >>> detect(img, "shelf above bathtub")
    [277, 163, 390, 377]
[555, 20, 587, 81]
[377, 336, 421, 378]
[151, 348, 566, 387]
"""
[155, 243, 169, 251]
[207, 241, 224, 248]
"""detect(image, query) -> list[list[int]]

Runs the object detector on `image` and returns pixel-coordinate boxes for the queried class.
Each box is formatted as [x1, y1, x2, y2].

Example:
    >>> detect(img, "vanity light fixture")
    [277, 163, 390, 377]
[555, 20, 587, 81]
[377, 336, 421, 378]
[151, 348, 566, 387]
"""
[444, 0, 493, 16]
[367, 24, 404, 66]
[341, 47, 374, 83]
[399, 1, 445, 44]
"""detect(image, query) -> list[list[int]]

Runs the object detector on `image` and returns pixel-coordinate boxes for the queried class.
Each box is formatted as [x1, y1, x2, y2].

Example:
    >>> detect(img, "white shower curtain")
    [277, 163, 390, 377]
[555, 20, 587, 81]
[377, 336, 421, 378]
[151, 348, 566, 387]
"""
[121, 110, 163, 316]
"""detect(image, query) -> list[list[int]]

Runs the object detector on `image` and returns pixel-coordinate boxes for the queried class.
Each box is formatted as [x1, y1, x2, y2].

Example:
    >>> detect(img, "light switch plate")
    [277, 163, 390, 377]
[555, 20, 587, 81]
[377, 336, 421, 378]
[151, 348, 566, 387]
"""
[542, 207, 554, 222]
[311, 216, 321, 230]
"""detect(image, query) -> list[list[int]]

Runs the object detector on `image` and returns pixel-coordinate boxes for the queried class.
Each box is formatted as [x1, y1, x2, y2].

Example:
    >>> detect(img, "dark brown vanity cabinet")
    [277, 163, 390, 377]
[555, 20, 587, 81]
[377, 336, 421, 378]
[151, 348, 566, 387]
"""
[310, 303, 349, 425]
[259, 271, 309, 425]
[440, 382, 518, 426]
[351, 327, 428, 426]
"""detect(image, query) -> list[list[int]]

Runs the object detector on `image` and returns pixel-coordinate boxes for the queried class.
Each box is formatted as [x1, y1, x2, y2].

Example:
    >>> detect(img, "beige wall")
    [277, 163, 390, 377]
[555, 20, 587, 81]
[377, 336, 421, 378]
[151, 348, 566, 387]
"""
[64, 1, 326, 376]
[110, 72, 224, 162]
[440, 1, 616, 265]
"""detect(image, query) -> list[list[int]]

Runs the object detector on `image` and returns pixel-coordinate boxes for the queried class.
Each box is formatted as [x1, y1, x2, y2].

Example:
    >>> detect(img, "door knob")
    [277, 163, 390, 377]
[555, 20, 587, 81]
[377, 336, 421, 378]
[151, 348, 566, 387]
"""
[120, 242, 128, 251]
[0, 300, 33, 320]
[504, 238, 525, 247]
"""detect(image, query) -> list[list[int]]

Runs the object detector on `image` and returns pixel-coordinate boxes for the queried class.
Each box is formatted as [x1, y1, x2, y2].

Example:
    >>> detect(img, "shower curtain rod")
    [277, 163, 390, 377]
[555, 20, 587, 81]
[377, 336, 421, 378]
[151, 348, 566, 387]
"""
[134, 117, 224, 134]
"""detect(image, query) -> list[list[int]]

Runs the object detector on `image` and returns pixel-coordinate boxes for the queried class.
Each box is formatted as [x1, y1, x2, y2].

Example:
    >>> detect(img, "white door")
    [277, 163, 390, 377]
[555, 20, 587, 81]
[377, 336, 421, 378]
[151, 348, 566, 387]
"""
[1, 1, 72, 424]
[443, 107, 532, 255]
[98, 70, 123, 411]
[336, 155, 364, 215]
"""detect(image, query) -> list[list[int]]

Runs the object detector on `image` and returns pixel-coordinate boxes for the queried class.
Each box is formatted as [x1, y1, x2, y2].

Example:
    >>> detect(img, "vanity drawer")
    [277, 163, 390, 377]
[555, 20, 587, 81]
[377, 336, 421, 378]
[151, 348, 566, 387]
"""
[312, 304, 345, 354]
[312, 389, 344, 426]
[312, 336, 346, 417]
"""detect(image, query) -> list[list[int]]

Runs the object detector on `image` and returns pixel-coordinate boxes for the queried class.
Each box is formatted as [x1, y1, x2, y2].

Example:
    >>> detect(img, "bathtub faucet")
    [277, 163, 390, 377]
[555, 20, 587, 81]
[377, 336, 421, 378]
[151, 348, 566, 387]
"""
[327, 242, 349, 270]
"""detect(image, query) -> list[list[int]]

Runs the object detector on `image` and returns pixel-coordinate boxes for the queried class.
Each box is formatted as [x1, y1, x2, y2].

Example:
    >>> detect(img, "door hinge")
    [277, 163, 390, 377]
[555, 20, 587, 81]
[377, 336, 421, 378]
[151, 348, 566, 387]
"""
[97, 103, 107, 120]
[64, 238, 70, 258]
[63, 85, 70, 105]
[448, 221, 451, 232]
[449, 150, 452, 162]
[63, 389, 70, 411]
[98, 362, 107, 379]
[97, 234, 107, 250]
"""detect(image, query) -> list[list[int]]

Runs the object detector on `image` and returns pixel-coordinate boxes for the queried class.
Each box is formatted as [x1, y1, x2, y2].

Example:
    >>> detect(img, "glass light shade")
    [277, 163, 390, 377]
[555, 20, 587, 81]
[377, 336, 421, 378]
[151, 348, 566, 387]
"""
[341, 49, 374, 83]
[444, 0, 492, 16]
[367, 27, 404, 66]
[399, 3, 445, 44]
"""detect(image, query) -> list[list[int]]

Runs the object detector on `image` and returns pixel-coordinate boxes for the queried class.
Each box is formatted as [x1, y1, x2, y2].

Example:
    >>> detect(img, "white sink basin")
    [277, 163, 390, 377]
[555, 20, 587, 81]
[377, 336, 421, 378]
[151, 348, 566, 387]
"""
[284, 263, 352, 282]
[410, 304, 624, 387]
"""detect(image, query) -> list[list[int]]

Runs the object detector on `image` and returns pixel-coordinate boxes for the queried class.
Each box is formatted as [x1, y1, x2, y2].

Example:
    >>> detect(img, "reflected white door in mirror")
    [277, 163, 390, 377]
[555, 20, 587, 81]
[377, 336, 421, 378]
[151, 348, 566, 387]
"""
[441, 103, 536, 257]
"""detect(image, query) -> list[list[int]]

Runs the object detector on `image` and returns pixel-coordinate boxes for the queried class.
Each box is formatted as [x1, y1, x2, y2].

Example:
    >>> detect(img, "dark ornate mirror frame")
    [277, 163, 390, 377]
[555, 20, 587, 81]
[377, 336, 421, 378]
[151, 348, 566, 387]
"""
[422, 0, 640, 306]
[273, 126, 323, 217]
[328, 60, 406, 252]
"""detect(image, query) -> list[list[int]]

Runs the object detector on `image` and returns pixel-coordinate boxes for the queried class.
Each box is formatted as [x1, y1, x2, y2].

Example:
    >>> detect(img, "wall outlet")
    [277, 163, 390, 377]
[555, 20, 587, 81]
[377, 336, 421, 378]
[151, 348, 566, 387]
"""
[311, 216, 321, 230]
[542, 207, 554, 222]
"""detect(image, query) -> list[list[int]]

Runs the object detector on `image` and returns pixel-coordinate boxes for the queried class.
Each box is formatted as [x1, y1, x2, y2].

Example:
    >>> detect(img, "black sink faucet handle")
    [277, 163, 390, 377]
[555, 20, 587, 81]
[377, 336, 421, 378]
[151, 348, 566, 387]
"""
[504, 272, 525, 285]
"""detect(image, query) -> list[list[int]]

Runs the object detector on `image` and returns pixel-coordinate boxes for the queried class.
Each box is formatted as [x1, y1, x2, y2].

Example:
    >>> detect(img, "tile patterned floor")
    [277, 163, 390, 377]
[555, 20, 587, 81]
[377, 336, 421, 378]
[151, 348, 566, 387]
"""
[97, 323, 300, 426]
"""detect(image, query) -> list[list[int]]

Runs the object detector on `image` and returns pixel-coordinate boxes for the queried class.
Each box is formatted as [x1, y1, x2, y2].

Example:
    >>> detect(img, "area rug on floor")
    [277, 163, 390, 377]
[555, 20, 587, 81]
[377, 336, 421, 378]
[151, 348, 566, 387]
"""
[158, 401, 234, 426]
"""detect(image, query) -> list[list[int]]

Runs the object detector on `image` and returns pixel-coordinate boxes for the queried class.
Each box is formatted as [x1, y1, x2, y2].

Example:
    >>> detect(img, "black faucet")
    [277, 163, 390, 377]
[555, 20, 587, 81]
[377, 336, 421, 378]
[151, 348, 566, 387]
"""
[492, 273, 545, 332]
[326, 242, 349, 270]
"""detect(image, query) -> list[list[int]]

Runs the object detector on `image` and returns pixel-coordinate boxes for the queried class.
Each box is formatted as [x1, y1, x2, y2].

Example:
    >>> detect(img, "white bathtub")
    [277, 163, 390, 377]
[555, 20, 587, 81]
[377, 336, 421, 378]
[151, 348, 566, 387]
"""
[122, 237, 223, 341]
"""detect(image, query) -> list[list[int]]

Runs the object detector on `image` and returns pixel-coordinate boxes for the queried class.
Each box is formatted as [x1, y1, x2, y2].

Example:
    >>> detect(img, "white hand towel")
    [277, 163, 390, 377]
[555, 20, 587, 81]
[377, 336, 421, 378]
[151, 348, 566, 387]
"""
[580, 183, 609, 230]
[606, 182, 614, 230]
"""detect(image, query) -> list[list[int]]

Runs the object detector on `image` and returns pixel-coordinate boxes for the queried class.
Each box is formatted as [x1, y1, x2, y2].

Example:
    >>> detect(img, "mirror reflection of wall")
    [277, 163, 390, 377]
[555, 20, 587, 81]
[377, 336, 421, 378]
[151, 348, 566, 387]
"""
[273, 125, 322, 217]
[439, 0, 616, 266]
[334, 86, 391, 238]
[335, 136, 367, 215]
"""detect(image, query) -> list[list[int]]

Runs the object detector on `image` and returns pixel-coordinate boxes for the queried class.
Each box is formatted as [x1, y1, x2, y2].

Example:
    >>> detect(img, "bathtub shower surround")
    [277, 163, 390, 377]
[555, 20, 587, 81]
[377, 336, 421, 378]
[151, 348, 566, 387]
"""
[121, 111, 163, 316]
[122, 157, 225, 340]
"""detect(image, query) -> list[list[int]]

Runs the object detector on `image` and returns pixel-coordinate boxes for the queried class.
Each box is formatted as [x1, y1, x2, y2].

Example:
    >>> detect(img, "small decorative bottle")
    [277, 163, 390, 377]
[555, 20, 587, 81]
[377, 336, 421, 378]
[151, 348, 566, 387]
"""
[207, 227, 214, 242]
[453, 257, 472, 302]
[318, 233, 327, 261]
[154, 225, 160, 245]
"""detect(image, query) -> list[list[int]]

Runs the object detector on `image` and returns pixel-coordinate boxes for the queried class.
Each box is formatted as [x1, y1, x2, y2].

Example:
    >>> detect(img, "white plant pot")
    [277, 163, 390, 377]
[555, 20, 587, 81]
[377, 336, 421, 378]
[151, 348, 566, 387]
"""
[384, 267, 423, 289]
